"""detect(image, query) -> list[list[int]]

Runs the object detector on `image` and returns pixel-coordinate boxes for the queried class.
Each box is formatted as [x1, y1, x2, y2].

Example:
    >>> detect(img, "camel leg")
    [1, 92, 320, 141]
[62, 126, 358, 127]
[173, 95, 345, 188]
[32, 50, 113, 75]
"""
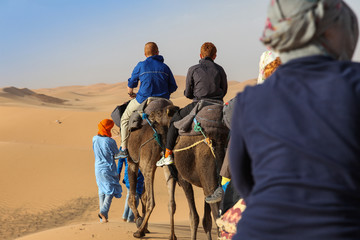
[210, 202, 220, 238]
[133, 167, 156, 238]
[139, 190, 150, 233]
[164, 166, 177, 240]
[180, 180, 199, 240]
[202, 202, 213, 240]
[127, 162, 141, 221]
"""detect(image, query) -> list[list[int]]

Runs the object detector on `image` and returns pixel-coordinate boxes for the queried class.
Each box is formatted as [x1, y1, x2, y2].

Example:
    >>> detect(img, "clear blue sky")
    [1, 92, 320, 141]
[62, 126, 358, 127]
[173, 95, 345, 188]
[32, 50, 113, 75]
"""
[1, 0, 360, 88]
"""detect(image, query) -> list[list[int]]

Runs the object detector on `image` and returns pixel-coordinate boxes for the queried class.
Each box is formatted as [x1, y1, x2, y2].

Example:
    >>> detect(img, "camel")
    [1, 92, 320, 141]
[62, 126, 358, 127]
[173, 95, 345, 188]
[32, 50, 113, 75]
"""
[126, 103, 228, 239]
[126, 103, 179, 239]
[170, 108, 228, 239]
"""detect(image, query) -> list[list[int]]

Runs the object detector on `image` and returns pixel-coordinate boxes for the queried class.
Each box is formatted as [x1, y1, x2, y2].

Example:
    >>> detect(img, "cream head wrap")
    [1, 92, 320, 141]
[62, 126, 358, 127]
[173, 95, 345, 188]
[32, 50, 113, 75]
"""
[261, 0, 359, 63]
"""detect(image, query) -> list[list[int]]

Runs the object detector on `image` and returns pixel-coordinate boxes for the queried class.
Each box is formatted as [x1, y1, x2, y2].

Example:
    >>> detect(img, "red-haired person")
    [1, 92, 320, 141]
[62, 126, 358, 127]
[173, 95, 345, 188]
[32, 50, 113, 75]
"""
[157, 42, 228, 204]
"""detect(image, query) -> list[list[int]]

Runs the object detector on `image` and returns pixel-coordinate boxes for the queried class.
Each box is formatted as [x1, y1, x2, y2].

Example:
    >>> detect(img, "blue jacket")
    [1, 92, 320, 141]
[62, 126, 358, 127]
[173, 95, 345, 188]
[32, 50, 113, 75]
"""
[128, 55, 178, 104]
[230, 55, 360, 239]
[117, 157, 144, 196]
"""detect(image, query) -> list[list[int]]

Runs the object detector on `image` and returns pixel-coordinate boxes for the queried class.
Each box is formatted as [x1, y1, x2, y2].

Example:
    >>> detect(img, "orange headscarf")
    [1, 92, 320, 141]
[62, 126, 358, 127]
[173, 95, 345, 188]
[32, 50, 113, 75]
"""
[98, 119, 114, 137]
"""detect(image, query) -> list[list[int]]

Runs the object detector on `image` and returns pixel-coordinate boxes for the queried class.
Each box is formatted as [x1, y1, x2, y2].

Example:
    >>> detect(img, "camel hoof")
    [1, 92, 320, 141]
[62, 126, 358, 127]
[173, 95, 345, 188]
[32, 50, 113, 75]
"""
[169, 235, 177, 240]
[145, 229, 150, 233]
[133, 230, 145, 238]
[136, 217, 143, 228]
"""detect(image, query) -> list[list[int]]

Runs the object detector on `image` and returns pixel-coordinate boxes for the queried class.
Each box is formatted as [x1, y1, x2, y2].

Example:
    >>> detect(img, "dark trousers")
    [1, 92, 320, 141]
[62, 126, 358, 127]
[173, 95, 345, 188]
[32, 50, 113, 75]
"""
[166, 102, 197, 150]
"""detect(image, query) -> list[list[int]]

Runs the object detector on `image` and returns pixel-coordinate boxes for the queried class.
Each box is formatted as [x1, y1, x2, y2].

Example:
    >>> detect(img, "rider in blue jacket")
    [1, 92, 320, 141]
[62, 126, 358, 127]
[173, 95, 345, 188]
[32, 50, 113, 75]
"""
[118, 42, 177, 157]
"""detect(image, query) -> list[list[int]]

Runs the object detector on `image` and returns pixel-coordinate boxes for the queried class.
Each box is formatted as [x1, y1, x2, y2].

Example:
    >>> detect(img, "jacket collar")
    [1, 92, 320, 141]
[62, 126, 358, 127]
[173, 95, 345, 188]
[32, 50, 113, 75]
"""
[147, 55, 164, 63]
[199, 56, 214, 63]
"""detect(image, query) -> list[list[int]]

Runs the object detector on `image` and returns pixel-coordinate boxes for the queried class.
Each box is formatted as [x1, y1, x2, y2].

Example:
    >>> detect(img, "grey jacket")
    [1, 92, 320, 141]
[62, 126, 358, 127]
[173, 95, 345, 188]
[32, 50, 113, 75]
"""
[184, 57, 227, 102]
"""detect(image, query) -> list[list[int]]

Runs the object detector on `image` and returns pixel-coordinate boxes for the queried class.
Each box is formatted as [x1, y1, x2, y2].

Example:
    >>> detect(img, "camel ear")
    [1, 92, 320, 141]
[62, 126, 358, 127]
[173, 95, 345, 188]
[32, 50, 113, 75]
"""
[148, 112, 156, 122]
[167, 106, 179, 117]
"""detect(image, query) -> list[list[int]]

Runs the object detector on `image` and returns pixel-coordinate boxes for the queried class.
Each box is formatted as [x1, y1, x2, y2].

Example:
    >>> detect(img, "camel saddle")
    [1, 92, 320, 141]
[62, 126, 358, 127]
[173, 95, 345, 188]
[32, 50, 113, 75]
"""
[174, 99, 227, 136]
[129, 97, 173, 131]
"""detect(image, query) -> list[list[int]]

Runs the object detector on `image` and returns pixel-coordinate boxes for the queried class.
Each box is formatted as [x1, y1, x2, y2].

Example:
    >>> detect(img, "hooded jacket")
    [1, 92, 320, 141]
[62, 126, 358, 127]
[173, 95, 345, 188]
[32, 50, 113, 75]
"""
[128, 55, 178, 104]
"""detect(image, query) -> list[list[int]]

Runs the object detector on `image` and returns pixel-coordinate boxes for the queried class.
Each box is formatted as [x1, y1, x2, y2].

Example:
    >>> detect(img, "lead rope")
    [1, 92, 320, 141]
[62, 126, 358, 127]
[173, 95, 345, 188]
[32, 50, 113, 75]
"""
[142, 113, 164, 150]
[132, 136, 156, 163]
[174, 117, 216, 158]
[131, 113, 164, 164]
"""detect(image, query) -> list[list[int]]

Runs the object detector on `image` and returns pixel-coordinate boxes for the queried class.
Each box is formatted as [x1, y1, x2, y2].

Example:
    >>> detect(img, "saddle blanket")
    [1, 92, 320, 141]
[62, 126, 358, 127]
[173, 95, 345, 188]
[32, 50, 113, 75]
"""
[174, 99, 227, 136]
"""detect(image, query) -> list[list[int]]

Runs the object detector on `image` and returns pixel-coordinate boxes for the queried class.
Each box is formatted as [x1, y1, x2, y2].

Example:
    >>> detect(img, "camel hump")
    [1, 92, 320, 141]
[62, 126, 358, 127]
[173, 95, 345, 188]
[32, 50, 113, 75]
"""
[174, 99, 227, 136]
[129, 97, 173, 131]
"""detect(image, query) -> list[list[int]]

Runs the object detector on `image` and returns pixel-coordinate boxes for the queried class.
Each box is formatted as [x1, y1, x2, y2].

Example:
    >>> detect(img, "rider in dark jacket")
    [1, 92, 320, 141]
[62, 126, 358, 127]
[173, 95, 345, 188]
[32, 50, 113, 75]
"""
[157, 42, 228, 203]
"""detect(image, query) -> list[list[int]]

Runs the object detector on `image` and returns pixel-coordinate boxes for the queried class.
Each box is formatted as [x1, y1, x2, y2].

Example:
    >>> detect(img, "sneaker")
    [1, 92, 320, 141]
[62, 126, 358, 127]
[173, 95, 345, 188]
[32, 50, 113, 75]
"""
[156, 155, 174, 167]
[117, 148, 129, 158]
[205, 186, 224, 204]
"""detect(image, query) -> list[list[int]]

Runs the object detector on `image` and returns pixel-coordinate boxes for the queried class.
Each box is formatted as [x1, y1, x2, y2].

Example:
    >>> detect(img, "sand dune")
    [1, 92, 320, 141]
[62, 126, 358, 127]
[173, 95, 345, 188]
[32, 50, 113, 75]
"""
[0, 77, 256, 111]
[0, 76, 256, 240]
[1, 87, 68, 105]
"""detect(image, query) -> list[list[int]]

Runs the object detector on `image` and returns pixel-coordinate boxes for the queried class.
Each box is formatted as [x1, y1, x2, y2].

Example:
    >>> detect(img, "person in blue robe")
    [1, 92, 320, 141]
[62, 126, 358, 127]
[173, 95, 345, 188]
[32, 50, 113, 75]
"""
[93, 119, 122, 222]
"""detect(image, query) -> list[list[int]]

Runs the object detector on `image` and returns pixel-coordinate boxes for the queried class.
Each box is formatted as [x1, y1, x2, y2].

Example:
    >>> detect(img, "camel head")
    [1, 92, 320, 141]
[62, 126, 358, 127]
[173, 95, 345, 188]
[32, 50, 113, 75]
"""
[148, 104, 179, 127]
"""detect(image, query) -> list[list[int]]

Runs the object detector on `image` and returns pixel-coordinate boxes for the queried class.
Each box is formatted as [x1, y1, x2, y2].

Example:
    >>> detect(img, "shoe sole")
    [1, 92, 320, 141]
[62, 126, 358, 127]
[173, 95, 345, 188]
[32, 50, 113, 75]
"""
[205, 197, 222, 204]
[156, 161, 173, 167]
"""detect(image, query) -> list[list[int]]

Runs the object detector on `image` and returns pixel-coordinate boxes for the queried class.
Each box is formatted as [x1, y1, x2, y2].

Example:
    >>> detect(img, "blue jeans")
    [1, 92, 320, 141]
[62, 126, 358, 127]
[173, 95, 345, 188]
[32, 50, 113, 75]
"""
[99, 193, 114, 219]
[122, 189, 139, 222]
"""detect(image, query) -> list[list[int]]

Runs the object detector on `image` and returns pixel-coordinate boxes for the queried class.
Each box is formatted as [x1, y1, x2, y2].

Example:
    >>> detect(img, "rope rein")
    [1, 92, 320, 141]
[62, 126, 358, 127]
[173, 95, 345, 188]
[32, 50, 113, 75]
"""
[142, 113, 164, 149]
[133, 135, 156, 163]
[140, 112, 216, 158]
[129, 113, 163, 164]
[174, 137, 216, 158]
[174, 118, 216, 158]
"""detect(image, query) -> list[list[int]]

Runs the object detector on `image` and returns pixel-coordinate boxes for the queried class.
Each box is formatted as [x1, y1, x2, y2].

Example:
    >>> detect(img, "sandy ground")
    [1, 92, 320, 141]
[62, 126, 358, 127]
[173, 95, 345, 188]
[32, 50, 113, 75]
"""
[0, 76, 256, 240]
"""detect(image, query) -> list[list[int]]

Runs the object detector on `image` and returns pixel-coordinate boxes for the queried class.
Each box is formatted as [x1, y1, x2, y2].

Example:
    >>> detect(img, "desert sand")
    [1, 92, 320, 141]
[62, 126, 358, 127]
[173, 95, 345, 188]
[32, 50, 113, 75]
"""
[0, 76, 256, 240]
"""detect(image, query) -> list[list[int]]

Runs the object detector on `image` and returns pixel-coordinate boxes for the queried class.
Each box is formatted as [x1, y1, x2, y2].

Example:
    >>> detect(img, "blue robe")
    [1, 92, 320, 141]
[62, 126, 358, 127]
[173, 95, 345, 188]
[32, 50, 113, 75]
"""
[93, 135, 122, 198]
[230, 56, 360, 239]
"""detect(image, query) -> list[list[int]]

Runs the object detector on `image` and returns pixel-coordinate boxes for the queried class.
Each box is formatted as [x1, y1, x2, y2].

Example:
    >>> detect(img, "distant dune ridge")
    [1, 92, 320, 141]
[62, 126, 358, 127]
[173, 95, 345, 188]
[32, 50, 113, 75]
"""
[1, 86, 68, 105]
[0, 76, 256, 110]
[0, 76, 256, 240]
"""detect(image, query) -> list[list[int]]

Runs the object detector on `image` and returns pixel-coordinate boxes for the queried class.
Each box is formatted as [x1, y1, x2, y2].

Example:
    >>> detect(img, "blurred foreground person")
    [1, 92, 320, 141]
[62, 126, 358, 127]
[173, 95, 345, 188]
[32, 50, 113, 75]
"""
[230, 0, 360, 239]
[216, 53, 281, 240]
